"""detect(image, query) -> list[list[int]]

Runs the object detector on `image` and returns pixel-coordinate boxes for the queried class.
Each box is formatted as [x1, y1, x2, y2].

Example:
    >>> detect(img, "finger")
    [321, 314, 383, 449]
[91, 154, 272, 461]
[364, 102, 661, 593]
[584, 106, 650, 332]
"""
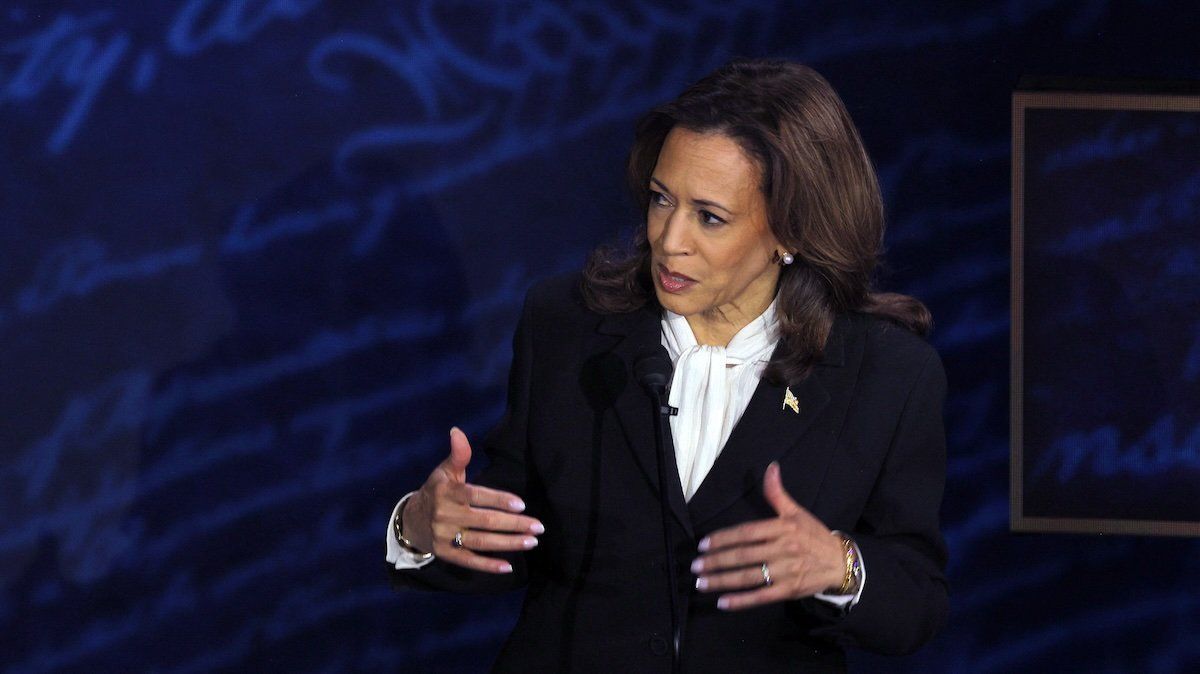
[438, 548, 515, 574]
[695, 564, 771, 593]
[763, 461, 800, 516]
[455, 530, 539, 552]
[464, 483, 527, 513]
[692, 542, 775, 575]
[439, 483, 541, 530]
[430, 524, 520, 570]
[433, 505, 544, 535]
[446, 426, 472, 480]
[699, 518, 783, 552]
[463, 508, 545, 535]
[716, 584, 792, 611]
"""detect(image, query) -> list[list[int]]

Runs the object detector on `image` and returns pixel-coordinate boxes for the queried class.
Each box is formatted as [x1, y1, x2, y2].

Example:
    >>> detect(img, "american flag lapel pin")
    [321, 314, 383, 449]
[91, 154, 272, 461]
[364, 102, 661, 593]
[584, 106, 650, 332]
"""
[782, 386, 800, 414]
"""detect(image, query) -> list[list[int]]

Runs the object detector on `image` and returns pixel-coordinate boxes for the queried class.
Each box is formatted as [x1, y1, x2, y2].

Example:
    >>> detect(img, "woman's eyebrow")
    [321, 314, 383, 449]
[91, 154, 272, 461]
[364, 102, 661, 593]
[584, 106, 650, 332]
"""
[650, 177, 734, 215]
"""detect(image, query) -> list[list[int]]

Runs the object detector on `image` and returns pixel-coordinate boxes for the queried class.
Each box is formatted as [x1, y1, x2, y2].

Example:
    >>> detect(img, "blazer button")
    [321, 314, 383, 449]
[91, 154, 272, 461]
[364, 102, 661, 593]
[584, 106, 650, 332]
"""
[649, 635, 669, 656]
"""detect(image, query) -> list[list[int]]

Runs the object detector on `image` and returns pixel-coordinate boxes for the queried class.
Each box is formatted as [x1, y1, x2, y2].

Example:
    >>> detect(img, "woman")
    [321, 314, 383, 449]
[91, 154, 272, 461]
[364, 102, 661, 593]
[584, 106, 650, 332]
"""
[387, 58, 948, 672]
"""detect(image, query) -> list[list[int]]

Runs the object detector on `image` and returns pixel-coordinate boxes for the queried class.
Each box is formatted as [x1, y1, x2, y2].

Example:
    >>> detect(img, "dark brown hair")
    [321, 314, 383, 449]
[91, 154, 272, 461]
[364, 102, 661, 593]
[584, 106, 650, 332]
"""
[582, 57, 931, 384]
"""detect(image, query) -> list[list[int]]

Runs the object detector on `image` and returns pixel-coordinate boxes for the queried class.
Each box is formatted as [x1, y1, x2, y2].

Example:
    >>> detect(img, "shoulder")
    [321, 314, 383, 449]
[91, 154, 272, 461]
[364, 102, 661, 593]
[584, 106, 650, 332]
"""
[513, 272, 612, 352]
[524, 272, 588, 311]
[847, 311, 946, 396]
[851, 311, 938, 366]
[520, 271, 594, 324]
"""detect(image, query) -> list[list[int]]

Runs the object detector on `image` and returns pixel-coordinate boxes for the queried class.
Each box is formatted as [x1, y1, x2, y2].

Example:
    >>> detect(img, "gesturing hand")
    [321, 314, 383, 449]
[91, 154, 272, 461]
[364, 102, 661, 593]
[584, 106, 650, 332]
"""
[691, 462, 846, 610]
[403, 427, 544, 574]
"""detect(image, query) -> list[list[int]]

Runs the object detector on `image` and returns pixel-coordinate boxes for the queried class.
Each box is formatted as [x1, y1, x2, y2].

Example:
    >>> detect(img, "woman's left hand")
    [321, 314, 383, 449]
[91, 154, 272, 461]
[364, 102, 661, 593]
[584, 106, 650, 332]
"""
[691, 461, 846, 611]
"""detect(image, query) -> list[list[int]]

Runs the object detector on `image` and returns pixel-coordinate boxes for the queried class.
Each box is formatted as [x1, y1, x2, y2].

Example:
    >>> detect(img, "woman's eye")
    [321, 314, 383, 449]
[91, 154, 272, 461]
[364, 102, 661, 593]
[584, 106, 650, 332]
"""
[649, 190, 671, 208]
[700, 210, 726, 227]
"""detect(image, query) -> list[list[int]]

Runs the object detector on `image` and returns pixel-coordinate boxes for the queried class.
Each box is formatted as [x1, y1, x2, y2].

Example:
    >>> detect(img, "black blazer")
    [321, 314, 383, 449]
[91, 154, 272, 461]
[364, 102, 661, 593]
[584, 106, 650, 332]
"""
[390, 274, 948, 673]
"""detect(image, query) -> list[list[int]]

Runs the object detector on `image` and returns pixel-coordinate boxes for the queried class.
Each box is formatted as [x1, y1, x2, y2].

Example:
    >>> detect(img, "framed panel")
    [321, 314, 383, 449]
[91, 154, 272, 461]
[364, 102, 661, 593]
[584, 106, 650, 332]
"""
[1012, 87, 1200, 536]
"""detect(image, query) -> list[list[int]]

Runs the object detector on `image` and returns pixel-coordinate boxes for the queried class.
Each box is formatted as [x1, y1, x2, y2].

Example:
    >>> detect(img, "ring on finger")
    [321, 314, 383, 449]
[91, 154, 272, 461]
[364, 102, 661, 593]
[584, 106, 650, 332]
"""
[452, 531, 465, 548]
[761, 562, 773, 587]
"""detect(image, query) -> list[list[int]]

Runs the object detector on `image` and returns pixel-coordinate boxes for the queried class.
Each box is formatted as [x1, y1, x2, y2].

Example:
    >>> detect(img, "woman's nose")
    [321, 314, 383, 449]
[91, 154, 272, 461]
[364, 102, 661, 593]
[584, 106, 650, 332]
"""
[657, 211, 692, 255]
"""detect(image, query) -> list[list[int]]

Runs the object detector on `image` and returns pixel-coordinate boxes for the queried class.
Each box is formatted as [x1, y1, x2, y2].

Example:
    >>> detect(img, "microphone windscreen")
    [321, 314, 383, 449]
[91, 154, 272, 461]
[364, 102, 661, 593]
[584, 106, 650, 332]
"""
[634, 346, 673, 391]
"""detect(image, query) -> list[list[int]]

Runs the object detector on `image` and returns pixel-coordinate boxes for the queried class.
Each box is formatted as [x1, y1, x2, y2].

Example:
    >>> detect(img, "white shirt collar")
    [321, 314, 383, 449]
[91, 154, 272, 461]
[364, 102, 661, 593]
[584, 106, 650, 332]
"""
[661, 297, 779, 364]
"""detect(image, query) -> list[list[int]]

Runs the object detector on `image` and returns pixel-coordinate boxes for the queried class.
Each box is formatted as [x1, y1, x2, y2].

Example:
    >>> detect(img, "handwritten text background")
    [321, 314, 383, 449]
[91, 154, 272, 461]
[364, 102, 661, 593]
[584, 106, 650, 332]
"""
[2, 1, 1198, 672]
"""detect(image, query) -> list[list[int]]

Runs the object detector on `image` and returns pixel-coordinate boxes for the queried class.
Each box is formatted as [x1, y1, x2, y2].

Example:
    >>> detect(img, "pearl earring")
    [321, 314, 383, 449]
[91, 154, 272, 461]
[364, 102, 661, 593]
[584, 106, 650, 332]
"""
[781, 252, 794, 265]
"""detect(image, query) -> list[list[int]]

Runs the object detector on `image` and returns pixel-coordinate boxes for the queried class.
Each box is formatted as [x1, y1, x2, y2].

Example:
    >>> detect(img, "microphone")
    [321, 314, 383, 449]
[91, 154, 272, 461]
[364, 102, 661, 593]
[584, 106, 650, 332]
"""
[635, 347, 672, 393]
[634, 347, 682, 673]
[635, 348, 678, 416]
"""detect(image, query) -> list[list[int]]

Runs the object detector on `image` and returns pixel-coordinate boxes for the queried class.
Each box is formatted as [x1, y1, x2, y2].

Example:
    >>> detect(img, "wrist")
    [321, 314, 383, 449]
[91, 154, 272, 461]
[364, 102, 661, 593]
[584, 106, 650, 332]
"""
[823, 531, 861, 596]
[394, 493, 433, 559]
[400, 492, 421, 536]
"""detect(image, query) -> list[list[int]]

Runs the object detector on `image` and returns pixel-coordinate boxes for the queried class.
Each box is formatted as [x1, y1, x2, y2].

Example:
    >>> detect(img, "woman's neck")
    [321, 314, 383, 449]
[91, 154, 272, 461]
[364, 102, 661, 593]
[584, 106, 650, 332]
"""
[684, 294, 775, 347]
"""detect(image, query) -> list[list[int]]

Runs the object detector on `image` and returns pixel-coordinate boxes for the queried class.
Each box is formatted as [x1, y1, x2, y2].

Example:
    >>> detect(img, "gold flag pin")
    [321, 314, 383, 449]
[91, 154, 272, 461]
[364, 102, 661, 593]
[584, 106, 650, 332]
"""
[782, 387, 800, 414]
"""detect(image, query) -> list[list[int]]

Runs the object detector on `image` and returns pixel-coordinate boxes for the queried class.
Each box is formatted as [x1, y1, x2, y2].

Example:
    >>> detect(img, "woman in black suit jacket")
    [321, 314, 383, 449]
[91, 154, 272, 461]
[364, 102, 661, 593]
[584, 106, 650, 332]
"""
[387, 59, 948, 673]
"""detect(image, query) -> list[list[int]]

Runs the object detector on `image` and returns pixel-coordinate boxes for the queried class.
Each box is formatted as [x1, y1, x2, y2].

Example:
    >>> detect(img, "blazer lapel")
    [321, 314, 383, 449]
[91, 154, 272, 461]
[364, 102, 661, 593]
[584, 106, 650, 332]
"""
[686, 313, 850, 529]
[587, 305, 694, 538]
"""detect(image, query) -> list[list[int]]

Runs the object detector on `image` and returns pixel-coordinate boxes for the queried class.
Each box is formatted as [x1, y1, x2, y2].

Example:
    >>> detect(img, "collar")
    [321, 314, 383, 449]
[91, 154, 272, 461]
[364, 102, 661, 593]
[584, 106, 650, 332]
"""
[661, 297, 779, 363]
[597, 301, 848, 370]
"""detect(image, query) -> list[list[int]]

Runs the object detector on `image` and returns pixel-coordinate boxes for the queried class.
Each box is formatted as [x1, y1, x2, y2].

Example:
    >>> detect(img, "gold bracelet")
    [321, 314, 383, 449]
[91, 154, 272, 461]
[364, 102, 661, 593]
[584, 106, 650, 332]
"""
[393, 496, 433, 561]
[830, 531, 861, 595]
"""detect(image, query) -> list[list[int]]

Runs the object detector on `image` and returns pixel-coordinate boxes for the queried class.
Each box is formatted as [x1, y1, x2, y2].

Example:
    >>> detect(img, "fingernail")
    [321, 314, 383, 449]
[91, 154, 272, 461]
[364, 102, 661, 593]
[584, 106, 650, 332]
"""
[690, 558, 703, 574]
[523, 537, 538, 549]
[530, 522, 545, 535]
[510, 499, 526, 512]
[697, 537, 710, 552]
[499, 563, 513, 573]
[717, 597, 730, 610]
[695, 577, 708, 590]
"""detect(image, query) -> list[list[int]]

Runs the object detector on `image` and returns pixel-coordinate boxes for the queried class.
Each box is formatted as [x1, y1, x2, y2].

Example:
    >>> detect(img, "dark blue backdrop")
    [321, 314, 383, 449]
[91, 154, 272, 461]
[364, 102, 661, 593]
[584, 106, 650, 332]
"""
[2, 1, 1198, 672]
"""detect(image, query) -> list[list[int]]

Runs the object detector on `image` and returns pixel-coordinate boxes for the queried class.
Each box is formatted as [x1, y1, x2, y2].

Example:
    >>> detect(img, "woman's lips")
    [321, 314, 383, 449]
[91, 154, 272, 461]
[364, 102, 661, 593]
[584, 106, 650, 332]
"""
[657, 264, 697, 293]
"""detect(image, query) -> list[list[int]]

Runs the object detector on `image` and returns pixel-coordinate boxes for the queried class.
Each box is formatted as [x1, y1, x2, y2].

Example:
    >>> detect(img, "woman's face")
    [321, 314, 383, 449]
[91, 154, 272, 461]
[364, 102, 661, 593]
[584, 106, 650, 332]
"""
[647, 127, 783, 326]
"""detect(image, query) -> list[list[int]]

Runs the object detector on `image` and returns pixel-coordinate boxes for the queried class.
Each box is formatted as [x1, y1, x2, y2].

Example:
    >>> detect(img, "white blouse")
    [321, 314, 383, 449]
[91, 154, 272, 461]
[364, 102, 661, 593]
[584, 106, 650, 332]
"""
[661, 299, 780, 501]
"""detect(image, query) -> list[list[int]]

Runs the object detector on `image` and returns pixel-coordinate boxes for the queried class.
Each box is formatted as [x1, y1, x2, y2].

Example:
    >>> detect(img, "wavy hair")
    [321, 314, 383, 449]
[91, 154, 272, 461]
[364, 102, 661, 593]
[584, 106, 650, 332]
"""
[581, 58, 931, 384]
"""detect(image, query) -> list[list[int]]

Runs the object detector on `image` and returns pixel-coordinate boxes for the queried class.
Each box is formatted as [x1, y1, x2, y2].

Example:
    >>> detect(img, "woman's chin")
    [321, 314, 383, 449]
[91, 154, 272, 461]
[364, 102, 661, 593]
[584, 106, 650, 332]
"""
[654, 290, 695, 316]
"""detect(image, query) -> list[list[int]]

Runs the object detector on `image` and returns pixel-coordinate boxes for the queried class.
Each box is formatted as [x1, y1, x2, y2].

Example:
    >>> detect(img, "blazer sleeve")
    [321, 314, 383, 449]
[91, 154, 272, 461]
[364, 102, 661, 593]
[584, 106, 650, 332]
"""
[385, 286, 540, 595]
[808, 347, 950, 655]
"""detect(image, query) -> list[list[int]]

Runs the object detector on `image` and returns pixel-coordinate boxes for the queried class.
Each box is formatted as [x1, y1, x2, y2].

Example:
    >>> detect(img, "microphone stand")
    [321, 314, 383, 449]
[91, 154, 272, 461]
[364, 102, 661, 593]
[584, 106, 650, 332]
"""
[647, 386, 682, 674]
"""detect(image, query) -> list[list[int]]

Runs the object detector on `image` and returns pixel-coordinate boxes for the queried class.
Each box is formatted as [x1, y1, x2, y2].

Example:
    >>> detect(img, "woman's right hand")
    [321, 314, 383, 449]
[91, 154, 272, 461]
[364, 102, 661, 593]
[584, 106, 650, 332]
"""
[403, 427, 544, 573]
